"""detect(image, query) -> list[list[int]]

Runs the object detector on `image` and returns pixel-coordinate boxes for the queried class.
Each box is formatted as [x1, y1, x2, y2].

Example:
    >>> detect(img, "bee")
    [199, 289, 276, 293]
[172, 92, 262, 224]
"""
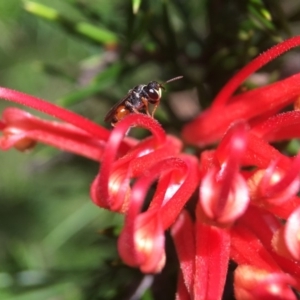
[104, 76, 183, 126]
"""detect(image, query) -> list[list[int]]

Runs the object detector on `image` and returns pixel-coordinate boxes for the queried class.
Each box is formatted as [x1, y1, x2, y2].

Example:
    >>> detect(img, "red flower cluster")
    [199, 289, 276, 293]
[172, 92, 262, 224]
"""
[1, 37, 300, 299]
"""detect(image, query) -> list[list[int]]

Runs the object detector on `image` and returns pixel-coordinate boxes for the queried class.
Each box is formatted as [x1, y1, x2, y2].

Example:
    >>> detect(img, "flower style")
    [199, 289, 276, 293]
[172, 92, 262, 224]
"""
[2, 36, 300, 299]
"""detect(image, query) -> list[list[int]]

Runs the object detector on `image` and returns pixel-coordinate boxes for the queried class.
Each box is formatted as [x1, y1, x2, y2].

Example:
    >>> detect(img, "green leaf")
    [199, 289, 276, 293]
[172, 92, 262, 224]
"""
[248, 1, 275, 31]
[23, 1, 59, 20]
[75, 22, 118, 44]
[132, 0, 142, 14]
[24, 1, 118, 46]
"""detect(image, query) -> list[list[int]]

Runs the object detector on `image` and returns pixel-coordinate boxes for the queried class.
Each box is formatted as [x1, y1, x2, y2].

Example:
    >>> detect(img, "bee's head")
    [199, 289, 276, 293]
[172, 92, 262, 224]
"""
[145, 76, 182, 102]
[145, 81, 163, 101]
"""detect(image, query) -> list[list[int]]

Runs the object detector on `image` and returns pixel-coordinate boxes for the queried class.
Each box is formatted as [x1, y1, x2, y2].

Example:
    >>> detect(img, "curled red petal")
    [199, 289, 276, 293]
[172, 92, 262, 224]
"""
[248, 167, 300, 218]
[240, 206, 300, 279]
[118, 154, 198, 273]
[259, 163, 300, 204]
[198, 122, 249, 225]
[0, 87, 110, 141]
[158, 154, 199, 229]
[199, 169, 249, 225]
[91, 113, 166, 211]
[215, 121, 248, 164]
[252, 273, 298, 300]
[118, 210, 166, 273]
[182, 73, 300, 146]
[114, 134, 182, 178]
[234, 265, 298, 300]
[251, 111, 300, 142]
[0, 108, 105, 160]
[268, 196, 300, 219]
[118, 158, 184, 273]
[212, 36, 300, 108]
[284, 206, 300, 261]
[230, 222, 282, 272]
[272, 227, 294, 261]
[92, 135, 182, 212]
[242, 133, 290, 169]
[247, 155, 300, 209]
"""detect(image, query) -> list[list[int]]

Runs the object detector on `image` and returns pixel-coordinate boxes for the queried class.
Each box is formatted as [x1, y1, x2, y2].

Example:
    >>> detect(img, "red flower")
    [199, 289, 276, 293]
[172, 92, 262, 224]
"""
[2, 36, 300, 299]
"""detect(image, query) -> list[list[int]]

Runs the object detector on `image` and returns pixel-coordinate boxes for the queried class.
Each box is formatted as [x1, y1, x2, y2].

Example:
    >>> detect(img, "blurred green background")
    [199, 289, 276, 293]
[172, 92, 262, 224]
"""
[0, 0, 299, 299]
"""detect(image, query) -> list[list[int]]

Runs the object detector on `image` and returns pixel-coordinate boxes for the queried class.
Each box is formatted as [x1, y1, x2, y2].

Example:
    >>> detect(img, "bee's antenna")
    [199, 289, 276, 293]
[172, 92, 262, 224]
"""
[165, 76, 183, 84]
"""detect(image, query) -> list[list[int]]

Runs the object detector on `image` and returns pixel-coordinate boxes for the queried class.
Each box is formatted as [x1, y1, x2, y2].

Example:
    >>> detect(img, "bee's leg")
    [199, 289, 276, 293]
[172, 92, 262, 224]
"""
[151, 101, 159, 118]
[141, 97, 151, 116]
[125, 101, 140, 114]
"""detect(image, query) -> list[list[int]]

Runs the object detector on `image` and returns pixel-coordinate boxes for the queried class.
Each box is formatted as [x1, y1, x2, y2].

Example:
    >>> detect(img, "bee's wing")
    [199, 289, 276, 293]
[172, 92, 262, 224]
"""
[104, 92, 132, 122]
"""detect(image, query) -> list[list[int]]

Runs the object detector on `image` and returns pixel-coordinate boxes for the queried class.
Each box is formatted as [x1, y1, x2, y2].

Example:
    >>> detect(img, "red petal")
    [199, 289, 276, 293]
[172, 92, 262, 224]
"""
[0, 108, 105, 159]
[171, 211, 195, 295]
[284, 206, 300, 261]
[193, 223, 230, 300]
[234, 265, 297, 300]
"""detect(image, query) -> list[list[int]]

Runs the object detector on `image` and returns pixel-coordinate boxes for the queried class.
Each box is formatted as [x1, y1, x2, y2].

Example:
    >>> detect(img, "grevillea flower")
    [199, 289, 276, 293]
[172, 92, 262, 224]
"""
[2, 36, 300, 299]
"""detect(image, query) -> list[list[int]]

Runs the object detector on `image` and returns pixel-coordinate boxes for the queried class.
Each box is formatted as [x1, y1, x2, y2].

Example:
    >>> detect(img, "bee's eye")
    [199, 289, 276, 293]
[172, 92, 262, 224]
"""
[147, 88, 159, 99]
